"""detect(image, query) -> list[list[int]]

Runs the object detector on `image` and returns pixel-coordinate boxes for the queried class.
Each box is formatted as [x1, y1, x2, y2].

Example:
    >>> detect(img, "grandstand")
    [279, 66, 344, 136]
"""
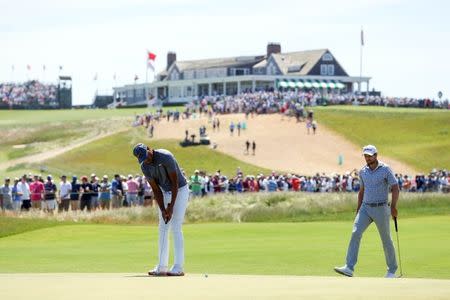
[0, 76, 72, 109]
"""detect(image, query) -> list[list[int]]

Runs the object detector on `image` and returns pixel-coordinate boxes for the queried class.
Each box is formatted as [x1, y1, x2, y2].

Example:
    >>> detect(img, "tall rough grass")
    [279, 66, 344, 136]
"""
[3, 192, 448, 224]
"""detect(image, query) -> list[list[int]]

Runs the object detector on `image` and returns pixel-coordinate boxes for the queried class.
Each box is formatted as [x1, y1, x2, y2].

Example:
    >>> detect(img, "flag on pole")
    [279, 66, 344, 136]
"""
[113, 73, 116, 81]
[27, 64, 31, 71]
[59, 65, 63, 71]
[93, 73, 98, 81]
[43, 65, 46, 71]
[361, 28, 364, 46]
[134, 74, 139, 81]
[147, 51, 156, 71]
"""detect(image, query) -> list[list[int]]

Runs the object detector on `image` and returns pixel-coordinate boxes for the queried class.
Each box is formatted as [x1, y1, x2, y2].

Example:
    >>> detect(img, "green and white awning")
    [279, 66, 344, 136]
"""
[277, 79, 346, 90]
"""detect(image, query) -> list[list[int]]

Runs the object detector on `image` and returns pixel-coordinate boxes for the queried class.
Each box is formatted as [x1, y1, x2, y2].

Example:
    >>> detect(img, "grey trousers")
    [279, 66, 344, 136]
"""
[345, 203, 398, 273]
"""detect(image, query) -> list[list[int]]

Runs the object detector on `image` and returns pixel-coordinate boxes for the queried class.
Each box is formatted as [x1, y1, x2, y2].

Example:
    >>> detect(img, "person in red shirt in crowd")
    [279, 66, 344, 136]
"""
[212, 174, 221, 193]
[291, 175, 301, 191]
[29, 175, 44, 210]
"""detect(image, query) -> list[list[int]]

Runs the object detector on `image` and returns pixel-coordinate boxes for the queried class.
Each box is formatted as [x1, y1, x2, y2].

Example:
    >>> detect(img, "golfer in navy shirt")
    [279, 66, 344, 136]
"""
[133, 143, 189, 276]
[334, 145, 399, 278]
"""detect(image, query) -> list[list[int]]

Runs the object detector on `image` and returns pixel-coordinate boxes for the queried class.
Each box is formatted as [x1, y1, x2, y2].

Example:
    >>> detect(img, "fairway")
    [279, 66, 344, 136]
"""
[314, 106, 450, 171]
[0, 216, 448, 279]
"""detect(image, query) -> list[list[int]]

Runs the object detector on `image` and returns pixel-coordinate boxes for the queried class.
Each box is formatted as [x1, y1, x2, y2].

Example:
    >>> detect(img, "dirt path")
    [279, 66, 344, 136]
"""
[151, 114, 417, 175]
[0, 127, 130, 171]
[0, 273, 448, 300]
[1, 113, 417, 175]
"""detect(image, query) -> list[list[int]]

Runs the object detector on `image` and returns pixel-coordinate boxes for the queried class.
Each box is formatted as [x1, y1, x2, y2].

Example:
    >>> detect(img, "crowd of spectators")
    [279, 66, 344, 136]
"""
[0, 80, 58, 107]
[187, 168, 449, 197]
[1, 169, 448, 213]
[0, 173, 153, 213]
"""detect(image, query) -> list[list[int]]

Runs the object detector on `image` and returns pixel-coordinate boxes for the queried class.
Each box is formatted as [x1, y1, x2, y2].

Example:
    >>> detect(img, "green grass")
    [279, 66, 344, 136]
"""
[0, 107, 183, 128]
[37, 129, 272, 178]
[0, 216, 448, 278]
[0, 217, 66, 238]
[314, 106, 450, 171]
[3, 192, 446, 226]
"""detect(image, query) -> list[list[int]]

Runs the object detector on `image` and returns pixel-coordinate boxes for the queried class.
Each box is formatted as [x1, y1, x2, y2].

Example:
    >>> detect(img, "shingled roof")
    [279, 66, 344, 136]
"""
[157, 48, 343, 79]
[271, 49, 328, 75]
[174, 55, 265, 71]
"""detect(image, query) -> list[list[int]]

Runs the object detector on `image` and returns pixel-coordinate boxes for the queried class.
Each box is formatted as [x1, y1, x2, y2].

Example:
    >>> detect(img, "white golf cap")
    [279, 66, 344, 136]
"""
[363, 145, 377, 156]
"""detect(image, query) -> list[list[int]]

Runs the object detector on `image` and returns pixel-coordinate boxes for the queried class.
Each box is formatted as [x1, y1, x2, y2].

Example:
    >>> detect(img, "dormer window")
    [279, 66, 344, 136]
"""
[322, 53, 333, 61]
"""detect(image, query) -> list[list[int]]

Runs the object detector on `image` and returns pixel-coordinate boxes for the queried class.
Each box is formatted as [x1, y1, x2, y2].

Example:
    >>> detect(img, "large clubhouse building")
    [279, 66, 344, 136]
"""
[113, 43, 371, 105]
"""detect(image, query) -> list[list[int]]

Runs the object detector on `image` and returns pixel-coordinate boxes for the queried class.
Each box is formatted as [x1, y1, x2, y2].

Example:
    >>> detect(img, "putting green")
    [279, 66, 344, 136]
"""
[0, 274, 448, 300]
[0, 216, 448, 278]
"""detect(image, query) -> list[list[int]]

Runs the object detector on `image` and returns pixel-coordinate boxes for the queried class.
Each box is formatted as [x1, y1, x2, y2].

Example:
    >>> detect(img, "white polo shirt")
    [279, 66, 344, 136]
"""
[60, 181, 72, 200]
[17, 181, 30, 200]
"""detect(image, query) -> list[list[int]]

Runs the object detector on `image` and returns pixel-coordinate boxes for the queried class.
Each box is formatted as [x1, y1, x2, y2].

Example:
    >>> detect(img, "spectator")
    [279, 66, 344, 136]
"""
[17, 175, 31, 211]
[136, 175, 145, 206]
[43, 175, 57, 214]
[99, 175, 111, 210]
[126, 174, 139, 206]
[111, 174, 123, 208]
[121, 176, 129, 206]
[30, 174, 44, 210]
[59, 175, 72, 212]
[80, 176, 93, 212]
[0, 178, 13, 211]
[70, 176, 81, 211]
[11, 178, 22, 212]
[90, 174, 100, 210]
[190, 170, 202, 197]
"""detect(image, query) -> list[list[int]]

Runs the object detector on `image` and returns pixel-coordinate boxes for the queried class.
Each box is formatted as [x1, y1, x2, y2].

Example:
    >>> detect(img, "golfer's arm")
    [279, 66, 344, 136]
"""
[148, 179, 165, 213]
[357, 186, 364, 213]
[391, 184, 399, 208]
[168, 171, 178, 208]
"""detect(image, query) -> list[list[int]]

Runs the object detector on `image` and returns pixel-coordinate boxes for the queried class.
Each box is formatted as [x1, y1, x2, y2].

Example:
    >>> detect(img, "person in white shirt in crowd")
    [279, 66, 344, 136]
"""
[17, 175, 31, 211]
[59, 175, 72, 212]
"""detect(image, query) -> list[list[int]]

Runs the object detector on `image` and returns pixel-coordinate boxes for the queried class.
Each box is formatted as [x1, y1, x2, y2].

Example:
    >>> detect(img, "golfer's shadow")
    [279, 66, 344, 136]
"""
[125, 274, 150, 278]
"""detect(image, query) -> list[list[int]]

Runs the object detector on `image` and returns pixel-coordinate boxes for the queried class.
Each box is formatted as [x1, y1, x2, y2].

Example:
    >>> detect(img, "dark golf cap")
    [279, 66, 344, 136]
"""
[133, 143, 148, 164]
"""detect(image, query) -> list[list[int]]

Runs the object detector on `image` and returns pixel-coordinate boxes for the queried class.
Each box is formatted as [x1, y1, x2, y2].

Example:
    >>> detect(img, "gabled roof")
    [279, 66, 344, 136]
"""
[253, 59, 267, 68]
[157, 48, 345, 79]
[174, 55, 265, 72]
[271, 49, 328, 75]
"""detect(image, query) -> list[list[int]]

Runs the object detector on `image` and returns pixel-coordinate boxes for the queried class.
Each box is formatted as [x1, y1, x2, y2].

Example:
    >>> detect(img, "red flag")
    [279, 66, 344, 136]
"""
[147, 51, 156, 61]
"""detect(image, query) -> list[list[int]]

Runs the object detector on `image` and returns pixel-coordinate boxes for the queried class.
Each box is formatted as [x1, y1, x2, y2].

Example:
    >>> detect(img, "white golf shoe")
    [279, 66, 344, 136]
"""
[334, 265, 353, 277]
[148, 266, 168, 276]
[385, 272, 397, 278]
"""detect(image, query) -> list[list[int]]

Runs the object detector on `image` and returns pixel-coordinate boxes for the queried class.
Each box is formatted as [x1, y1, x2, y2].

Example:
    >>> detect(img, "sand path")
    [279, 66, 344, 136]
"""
[151, 114, 417, 175]
[0, 127, 130, 171]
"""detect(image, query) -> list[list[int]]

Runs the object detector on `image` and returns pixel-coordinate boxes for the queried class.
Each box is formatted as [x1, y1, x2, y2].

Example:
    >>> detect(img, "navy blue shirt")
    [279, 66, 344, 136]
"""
[140, 149, 187, 192]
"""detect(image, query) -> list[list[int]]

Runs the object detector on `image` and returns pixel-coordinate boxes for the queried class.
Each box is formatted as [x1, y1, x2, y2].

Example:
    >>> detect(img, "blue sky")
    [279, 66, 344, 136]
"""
[1, 0, 449, 104]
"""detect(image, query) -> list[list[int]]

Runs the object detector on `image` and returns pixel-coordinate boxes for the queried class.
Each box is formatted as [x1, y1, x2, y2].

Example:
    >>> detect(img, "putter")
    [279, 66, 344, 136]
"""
[394, 217, 403, 277]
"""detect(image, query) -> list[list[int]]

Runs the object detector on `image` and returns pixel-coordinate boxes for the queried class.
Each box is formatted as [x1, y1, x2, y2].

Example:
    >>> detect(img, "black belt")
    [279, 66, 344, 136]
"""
[365, 202, 387, 207]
